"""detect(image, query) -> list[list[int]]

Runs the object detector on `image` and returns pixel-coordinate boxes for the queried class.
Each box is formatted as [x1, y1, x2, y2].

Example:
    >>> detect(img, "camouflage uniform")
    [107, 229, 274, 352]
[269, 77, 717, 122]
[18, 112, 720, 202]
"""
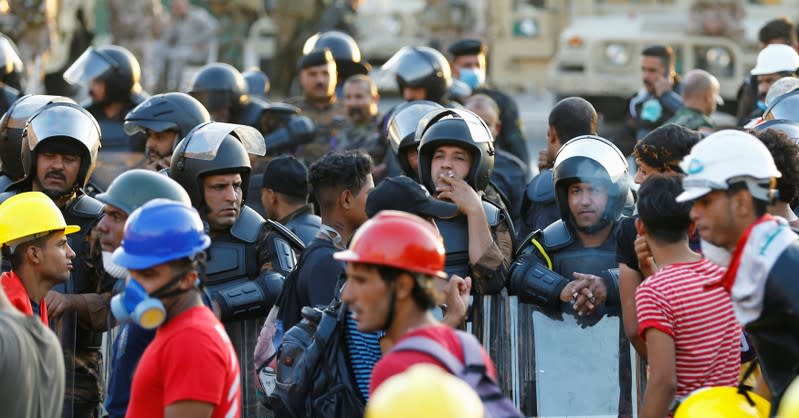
[665, 106, 714, 132]
[285, 96, 348, 165]
[107, 0, 163, 91]
[210, 0, 262, 70]
[339, 115, 387, 161]
[269, 0, 326, 96]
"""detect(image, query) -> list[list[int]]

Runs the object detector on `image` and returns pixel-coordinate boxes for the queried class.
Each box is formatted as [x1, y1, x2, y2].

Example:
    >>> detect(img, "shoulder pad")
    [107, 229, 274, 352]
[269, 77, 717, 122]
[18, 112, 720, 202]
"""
[526, 169, 555, 204]
[481, 199, 501, 227]
[265, 218, 306, 251]
[540, 219, 574, 251]
[231, 205, 266, 243]
[68, 195, 105, 219]
[0, 190, 15, 204]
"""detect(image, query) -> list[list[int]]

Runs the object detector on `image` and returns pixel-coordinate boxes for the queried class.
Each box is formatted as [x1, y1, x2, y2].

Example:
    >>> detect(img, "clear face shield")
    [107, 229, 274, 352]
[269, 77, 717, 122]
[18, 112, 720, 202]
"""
[182, 122, 266, 160]
[26, 105, 101, 161]
[63, 47, 113, 86]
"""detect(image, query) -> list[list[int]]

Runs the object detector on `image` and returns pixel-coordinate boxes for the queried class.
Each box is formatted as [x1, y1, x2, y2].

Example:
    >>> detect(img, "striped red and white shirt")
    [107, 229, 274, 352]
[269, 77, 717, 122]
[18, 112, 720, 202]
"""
[636, 258, 741, 398]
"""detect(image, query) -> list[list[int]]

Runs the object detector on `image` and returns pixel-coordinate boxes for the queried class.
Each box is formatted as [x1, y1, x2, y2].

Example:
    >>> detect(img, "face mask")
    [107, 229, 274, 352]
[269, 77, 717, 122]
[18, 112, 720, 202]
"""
[700, 239, 732, 268]
[110, 271, 192, 329]
[457, 67, 485, 90]
[102, 251, 128, 280]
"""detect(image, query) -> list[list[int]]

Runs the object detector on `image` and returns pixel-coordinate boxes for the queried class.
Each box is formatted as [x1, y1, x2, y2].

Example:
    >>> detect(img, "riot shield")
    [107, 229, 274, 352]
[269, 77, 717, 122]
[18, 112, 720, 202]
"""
[523, 306, 637, 418]
[226, 317, 274, 418]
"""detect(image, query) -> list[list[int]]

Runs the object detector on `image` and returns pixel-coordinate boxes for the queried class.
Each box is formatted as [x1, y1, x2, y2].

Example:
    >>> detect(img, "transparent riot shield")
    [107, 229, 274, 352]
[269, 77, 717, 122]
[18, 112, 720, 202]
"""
[471, 290, 522, 409]
[226, 317, 274, 418]
[525, 305, 637, 418]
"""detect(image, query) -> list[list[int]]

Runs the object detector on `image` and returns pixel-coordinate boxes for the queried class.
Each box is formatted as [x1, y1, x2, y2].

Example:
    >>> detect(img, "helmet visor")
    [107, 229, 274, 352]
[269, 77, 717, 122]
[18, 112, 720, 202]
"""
[7, 95, 73, 129]
[763, 91, 799, 122]
[0, 36, 22, 75]
[123, 119, 178, 136]
[64, 47, 112, 86]
[26, 105, 101, 155]
[183, 122, 266, 160]
[554, 136, 628, 183]
[388, 101, 443, 153]
[382, 47, 435, 86]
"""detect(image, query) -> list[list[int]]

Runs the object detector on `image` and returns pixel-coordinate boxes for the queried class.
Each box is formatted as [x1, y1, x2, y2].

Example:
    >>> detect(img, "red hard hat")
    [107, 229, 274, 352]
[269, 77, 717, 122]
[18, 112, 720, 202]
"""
[334, 210, 447, 279]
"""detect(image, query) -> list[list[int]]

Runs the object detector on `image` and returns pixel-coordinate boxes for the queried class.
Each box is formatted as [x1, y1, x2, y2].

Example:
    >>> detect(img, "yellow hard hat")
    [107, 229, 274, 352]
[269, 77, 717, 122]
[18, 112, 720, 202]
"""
[675, 386, 770, 418]
[778, 376, 799, 418]
[365, 364, 484, 418]
[0, 192, 80, 247]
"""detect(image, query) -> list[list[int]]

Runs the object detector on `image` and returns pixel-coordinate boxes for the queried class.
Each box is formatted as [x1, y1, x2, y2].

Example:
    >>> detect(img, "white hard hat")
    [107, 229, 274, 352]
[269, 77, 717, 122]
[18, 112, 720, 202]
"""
[677, 130, 781, 202]
[751, 44, 799, 76]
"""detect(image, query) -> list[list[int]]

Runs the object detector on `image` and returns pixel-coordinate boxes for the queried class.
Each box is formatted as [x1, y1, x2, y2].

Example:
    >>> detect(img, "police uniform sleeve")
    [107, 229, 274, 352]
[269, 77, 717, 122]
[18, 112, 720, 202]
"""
[470, 218, 512, 295]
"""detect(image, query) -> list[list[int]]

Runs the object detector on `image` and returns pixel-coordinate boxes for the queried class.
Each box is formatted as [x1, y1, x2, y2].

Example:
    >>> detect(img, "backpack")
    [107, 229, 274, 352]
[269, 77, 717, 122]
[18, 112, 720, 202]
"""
[391, 330, 524, 418]
[268, 302, 364, 418]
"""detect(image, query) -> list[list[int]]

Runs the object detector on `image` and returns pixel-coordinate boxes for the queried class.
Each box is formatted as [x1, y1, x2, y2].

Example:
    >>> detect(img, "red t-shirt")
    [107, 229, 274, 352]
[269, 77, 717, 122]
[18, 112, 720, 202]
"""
[1, 271, 48, 325]
[369, 324, 497, 395]
[126, 306, 240, 418]
[636, 259, 741, 398]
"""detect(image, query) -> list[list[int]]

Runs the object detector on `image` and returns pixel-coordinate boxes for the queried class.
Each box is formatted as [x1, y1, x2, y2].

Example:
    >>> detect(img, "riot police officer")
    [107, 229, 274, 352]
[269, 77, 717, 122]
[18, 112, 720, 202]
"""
[383, 46, 459, 107]
[243, 68, 270, 100]
[415, 107, 517, 399]
[386, 100, 445, 182]
[64, 45, 149, 150]
[302, 30, 371, 96]
[187, 62, 316, 157]
[0, 35, 24, 115]
[168, 121, 304, 418]
[509, 135, 633, 416]
[123, 92, 211, 171]
[0, 94, 77, 190]
[0, 101, 108, 418]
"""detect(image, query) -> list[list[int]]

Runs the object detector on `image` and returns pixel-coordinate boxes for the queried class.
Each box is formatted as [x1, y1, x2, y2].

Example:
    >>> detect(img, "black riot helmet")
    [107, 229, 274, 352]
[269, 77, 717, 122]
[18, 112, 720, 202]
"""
[384, 46, 452, 104]
[0, 95, 77, 180]
[387, 100, 444, 177]
[417, 108, 495, 193]
[124, 93, 211, 141]
[303, 30, 371, 81]
[763, 89, 799, 122]
[553, 135, 630, 231]
[20, 102, 102, 191]
[187, 63, 248, 120]
[0, 34, 24, 91]
[242, 69, 270, 99]
[64, 45, 142, 102]
[169, 122, 266, 207]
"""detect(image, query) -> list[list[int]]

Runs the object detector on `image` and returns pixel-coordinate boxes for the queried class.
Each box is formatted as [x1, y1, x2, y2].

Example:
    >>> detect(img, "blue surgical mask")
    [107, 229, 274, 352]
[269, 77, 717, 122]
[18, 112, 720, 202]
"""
[457, 67, 485, 90]
[111, 271, 193, 329]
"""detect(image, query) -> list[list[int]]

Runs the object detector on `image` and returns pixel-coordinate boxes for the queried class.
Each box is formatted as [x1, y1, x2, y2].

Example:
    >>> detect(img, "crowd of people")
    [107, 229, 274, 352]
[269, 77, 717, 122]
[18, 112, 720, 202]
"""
[2, 5, 799, 418]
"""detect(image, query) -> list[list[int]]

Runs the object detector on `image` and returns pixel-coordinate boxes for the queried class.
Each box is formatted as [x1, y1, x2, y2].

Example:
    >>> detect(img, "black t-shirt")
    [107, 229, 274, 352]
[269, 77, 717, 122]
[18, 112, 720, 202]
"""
[615, 216, 640, 273]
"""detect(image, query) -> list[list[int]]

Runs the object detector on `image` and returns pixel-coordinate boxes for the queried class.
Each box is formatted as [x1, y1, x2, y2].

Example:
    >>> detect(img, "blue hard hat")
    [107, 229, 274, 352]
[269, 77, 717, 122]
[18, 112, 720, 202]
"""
[113, 199, 211, 270]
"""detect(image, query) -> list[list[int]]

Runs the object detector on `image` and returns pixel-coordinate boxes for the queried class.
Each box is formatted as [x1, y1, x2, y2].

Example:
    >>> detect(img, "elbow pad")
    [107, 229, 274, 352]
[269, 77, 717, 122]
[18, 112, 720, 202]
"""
[213, 272, 285, 322]
[509, 253, 569, 311]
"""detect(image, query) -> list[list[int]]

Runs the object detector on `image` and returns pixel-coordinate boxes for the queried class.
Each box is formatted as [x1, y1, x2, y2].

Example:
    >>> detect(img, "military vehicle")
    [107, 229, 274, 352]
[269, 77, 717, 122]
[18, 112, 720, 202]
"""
[524, 0, 799, 119]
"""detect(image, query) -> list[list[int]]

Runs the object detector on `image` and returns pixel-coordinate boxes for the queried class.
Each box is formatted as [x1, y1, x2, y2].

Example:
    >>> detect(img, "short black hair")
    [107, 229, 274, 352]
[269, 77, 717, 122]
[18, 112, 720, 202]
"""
[642, 45, 674, 70]
[753, 128, 799, 205]
[5, 233, 52, 271]
[637, 175, 693, 244]
[375, 265, 437, 311]
[633, 124, 701, 173]
[758, 17, 797, 46]
[548, 97, 597, 143]
[309, 150, 373, 213]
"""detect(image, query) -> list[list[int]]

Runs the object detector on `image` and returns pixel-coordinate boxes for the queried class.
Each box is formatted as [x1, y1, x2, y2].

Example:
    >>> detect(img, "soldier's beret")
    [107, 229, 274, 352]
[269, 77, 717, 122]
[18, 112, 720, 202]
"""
[298, 48, 335, 70]
[447, 39, 488, 57]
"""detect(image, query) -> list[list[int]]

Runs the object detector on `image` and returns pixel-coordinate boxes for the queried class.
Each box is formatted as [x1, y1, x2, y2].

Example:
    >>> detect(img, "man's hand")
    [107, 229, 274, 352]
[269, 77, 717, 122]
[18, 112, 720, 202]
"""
[635, 234, 658, 278]
[559, 273, 608, 316]
[45, 290, 73, 319]
[442, 275, 472, 327]
[654, 75, 674, 97]
[436, 174, 482, 217]
[538, 149, 553, 171]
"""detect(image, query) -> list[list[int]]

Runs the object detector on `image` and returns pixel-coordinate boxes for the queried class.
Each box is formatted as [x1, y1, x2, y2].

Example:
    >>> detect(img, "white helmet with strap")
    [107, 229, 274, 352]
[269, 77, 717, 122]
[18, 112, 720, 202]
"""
[676, 129, 781, 202]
